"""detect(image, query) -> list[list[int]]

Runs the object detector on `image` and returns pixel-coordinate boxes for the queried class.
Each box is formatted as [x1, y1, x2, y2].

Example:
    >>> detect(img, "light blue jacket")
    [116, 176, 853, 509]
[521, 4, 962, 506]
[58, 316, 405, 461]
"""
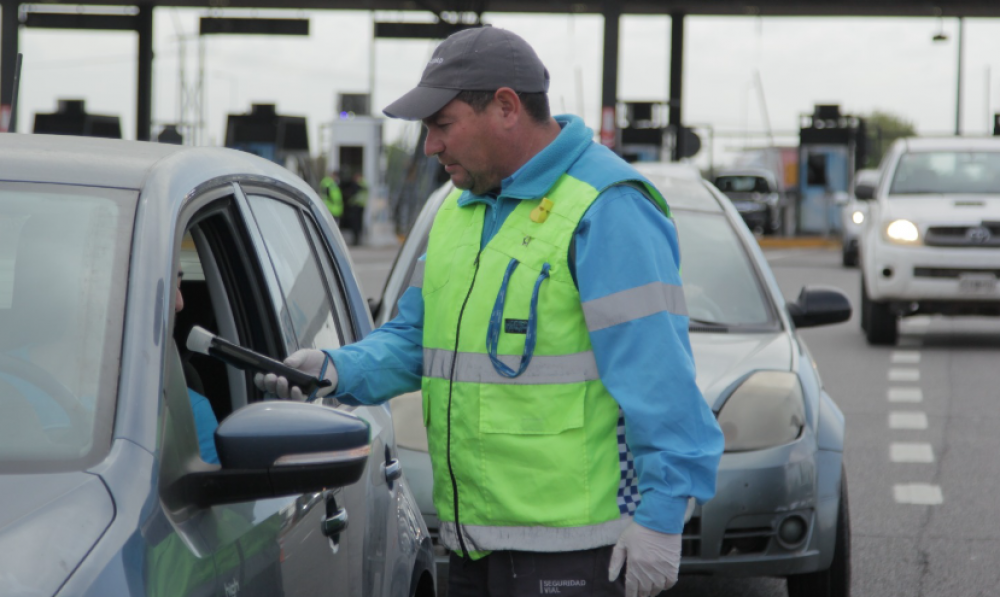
[328, 115, 723, 535]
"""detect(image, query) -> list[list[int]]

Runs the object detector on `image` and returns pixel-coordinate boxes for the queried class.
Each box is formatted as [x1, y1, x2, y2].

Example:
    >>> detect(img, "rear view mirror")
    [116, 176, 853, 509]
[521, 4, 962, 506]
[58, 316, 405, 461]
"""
[787, 286, 852, 328]
[169, 401, 371, 508]
[854, 182, 876, 201]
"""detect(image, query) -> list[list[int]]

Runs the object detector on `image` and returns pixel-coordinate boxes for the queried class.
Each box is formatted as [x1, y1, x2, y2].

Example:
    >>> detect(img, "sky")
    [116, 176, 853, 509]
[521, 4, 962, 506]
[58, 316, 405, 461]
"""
[10, 8, 1000, 172]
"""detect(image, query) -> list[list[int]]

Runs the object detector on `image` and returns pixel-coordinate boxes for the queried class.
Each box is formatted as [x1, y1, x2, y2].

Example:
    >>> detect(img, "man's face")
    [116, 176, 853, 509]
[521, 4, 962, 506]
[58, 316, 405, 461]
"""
[423, 98, 504, 195]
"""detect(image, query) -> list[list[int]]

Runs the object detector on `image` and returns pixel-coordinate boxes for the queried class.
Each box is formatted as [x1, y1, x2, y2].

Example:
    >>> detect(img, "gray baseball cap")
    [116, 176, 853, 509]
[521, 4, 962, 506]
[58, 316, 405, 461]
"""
[383, 26, 550, 121]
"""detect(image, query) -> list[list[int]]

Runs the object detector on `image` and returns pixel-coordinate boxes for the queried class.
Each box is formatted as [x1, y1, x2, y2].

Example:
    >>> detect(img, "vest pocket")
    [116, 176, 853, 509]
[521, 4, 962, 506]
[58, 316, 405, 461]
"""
[479, 383, 589, 525]
[479, 383, 584, 434]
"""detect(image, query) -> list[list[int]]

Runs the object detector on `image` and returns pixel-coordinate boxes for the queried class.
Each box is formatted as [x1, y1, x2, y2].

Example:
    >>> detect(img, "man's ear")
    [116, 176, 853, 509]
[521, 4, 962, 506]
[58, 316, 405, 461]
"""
[493, 88, 521, 127]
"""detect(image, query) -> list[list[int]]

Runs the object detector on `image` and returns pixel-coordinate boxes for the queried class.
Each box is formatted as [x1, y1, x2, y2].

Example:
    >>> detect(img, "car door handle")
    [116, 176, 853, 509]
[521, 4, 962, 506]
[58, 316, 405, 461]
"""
[385, 458, 402, 484]
[322, 507, 349, 537]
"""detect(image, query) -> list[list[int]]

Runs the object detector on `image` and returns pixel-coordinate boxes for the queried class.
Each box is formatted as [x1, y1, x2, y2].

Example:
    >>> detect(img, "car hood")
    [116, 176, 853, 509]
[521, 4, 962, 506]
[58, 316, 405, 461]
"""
[0, 471, 114, 596]
[690, 331, 793, 412]
[884, 194, 1000, 224]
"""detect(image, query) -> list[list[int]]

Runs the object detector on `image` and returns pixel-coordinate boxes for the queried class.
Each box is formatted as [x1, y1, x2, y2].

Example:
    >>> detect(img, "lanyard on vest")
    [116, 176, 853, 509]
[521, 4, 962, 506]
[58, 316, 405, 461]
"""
[485, 258, 550, 378]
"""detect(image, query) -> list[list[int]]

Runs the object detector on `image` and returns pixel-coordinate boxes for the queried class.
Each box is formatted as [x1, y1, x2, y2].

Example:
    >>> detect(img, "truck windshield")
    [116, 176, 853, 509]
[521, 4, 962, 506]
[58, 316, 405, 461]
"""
[890, 151, 1000, 195]
[0, 183, 135, 473]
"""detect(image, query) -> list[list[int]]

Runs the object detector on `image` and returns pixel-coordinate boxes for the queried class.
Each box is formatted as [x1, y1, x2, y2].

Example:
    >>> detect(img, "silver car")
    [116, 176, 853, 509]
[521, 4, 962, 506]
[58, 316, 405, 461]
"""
[0, 133, 435, 597]
[376, 162, 852, 596]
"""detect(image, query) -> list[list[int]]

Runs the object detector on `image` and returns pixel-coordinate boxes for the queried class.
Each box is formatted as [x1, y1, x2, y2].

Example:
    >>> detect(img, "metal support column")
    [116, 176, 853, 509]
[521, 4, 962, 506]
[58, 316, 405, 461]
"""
[136, 5, 153, 140]
[1, 0, 19, 131]
[669, 12, 685, 161]
[599, 1, 620, 151]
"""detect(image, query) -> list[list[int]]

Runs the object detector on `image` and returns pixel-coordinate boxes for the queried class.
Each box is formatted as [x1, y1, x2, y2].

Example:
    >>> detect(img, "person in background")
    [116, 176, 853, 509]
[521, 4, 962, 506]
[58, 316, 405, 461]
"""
[258, 26, 723, 597]
[341, 172, 367, 246]
[319, 170, 344, 224]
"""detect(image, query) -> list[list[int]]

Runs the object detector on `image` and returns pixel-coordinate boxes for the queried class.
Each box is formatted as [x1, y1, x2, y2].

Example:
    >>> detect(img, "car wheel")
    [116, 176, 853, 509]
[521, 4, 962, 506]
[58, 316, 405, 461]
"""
[786, 469, 851, 597]
[863, 286, 897, 345]
[841, 247, 857, 268]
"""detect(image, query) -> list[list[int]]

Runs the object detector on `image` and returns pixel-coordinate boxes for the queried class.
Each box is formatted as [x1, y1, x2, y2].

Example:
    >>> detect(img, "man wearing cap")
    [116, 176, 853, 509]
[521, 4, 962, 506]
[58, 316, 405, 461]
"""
[258, 27, 723, 597]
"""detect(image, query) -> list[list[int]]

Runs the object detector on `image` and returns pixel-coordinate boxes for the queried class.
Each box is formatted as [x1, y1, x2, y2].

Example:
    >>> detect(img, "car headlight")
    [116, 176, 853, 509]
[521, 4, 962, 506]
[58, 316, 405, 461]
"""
[717, 371, 805, 452]
[885, 219, 920, 244]
[851, 210, 864, 225]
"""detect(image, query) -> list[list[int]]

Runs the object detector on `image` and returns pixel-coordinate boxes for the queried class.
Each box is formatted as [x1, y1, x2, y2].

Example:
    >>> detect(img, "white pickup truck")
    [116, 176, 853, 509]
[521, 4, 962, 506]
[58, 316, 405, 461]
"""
[859, 137, 1000, 344]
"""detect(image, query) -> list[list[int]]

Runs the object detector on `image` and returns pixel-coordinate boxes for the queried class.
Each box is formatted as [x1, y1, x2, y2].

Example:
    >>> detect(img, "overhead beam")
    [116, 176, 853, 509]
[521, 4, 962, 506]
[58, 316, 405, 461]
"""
[199, 17, 309, 35]
[10, 1, 1000, 17]
[22, 11, 138, 30]
[373, 21, 475, 39]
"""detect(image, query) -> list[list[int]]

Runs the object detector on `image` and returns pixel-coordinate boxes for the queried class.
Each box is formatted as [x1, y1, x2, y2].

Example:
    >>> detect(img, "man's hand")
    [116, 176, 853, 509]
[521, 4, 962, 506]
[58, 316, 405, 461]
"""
[253, 349, 338, 401]
[608, 522, 682, 597]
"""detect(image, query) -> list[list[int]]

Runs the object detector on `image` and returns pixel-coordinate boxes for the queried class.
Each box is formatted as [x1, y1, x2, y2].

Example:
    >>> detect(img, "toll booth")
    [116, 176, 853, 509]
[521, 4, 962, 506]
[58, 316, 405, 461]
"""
[797, 105, 865, 235]
[33, 99, 121, 138]
[620, 101, 666, 162]
[327, 93, 394, 246]
[225, 103, 310, 179]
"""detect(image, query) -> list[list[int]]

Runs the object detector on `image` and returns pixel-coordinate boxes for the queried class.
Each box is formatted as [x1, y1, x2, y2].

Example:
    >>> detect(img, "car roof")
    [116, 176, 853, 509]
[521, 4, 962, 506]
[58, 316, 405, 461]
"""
[899, 137, 1000, 152]
[631, 162, 724, 212]
[0, 133, 315, 201]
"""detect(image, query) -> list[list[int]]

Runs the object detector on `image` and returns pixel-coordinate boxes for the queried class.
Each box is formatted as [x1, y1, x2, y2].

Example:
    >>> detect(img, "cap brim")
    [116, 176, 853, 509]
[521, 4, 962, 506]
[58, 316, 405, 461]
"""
[383, 86, 461, 121]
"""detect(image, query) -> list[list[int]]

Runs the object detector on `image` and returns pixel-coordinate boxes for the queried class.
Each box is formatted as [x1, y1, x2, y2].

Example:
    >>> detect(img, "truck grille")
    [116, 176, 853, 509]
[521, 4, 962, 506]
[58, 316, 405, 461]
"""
[924, 223, 1000, 247]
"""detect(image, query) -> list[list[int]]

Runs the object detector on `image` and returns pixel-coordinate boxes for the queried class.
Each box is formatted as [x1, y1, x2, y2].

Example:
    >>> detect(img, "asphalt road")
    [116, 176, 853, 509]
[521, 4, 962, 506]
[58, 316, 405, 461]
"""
[349, 244, 1000, 597]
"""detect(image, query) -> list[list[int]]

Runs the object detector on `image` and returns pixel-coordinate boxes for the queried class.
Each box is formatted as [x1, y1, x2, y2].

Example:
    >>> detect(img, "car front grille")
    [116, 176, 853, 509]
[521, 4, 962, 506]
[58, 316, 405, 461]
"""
[924, 223, 1000, 247]
[681, 517, 701, 557]
[719, 526, 772, 557]
[914, 267, 1000, 278]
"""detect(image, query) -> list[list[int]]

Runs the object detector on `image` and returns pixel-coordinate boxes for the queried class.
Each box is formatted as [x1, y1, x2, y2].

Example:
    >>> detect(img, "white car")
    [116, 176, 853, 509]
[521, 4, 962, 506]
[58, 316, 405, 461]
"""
[859, 137, 1000, 345]
[840, 169, 878, 267]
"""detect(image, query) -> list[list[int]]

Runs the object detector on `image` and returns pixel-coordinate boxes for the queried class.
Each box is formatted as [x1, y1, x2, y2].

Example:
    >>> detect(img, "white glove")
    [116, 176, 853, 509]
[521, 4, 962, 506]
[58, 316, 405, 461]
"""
[253, 349, 338, 401]
[608, 522, 682, 597]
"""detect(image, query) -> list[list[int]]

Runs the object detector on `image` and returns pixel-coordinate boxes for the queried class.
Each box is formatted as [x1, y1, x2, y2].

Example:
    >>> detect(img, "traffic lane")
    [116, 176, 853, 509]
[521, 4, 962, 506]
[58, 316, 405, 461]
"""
[766, 247, 1000, 597]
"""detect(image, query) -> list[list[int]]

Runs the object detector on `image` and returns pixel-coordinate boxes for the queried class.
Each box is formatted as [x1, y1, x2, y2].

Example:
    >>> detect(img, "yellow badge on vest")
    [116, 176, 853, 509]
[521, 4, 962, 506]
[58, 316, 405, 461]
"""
[530, 197, 554, 223]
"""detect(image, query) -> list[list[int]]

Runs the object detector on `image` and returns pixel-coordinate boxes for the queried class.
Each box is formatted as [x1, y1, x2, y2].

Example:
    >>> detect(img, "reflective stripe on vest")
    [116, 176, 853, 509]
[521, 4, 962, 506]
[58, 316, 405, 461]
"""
[439, 517, 632, 553]
[582, 281, 688, 332]
[423, 347, 598, 385]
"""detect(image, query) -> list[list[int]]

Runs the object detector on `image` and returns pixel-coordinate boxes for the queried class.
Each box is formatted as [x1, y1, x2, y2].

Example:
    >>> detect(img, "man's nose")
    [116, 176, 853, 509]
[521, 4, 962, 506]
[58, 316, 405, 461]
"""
[424, 131, 442, 157]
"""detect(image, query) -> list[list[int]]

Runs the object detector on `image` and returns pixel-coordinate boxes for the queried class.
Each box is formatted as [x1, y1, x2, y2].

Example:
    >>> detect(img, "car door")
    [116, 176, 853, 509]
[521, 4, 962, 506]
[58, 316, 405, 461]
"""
[239, 184, 400, 597]
[154, 184, 361, 597]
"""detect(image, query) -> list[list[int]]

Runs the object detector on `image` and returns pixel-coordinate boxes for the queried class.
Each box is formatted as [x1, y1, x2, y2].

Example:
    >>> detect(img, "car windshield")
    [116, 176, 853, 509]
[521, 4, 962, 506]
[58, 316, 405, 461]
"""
[889, 151, 1000, 195]
[715, 175, 770, 193]
[673, 209, 774, 329]
[0, 183, 134, 472]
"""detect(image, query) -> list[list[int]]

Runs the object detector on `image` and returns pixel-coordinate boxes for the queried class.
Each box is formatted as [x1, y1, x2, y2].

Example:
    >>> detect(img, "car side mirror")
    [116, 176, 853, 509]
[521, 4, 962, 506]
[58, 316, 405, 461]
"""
[854, 183, 876, 201]
[169, 401, 370, 508]
[787, 286, 852, 328]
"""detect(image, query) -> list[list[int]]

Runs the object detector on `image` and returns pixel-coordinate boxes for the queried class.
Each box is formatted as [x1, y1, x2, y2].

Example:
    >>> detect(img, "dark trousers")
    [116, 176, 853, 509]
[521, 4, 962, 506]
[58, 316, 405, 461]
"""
[448, 546, 625, 597]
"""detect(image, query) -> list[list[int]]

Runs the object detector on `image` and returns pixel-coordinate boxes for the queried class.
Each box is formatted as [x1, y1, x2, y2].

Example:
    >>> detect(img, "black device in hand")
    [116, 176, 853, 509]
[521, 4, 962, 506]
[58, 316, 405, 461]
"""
[186, 326, 331, 396]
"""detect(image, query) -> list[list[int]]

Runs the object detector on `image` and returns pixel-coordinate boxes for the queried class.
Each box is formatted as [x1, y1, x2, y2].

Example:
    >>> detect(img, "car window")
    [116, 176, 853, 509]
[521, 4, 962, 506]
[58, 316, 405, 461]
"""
[715, 175, 769, 193]
[674, 209, 774, 328]
[245, 194, 345, 352]
[890, 151, 1000, 195]
[0, 183, 135, 471]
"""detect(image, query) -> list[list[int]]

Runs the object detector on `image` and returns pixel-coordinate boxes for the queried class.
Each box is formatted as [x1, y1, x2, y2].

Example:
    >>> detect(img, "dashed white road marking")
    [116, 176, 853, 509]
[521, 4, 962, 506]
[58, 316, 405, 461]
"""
[889, 411, 929, 430]
[894, 483, 944, 505]
[889, 368, 921, 382]
[888, 387, 923, 402]
[907, 317, 932, 327]
[892, 351, 921, 364]
[890, 442, 935, 463]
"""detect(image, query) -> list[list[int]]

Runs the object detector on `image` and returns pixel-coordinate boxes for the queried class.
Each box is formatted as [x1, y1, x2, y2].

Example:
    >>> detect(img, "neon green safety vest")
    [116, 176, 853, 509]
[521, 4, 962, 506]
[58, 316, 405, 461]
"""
[419, 172, 670, 556]
[320, 176, 343, 218]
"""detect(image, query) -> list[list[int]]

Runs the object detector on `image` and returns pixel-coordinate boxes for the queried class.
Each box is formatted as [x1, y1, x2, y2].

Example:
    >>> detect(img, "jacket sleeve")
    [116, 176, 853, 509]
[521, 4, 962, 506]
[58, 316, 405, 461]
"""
[325, 257, 425, 405]
[574, 186, 725, 535]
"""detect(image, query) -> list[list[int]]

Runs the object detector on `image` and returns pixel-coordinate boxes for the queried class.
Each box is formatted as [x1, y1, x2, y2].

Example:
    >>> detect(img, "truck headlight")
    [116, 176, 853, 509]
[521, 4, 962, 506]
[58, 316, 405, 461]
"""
[717, 371, 805, 452]
[851, 210, 865, 225]
[885, 219, 920, 243]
